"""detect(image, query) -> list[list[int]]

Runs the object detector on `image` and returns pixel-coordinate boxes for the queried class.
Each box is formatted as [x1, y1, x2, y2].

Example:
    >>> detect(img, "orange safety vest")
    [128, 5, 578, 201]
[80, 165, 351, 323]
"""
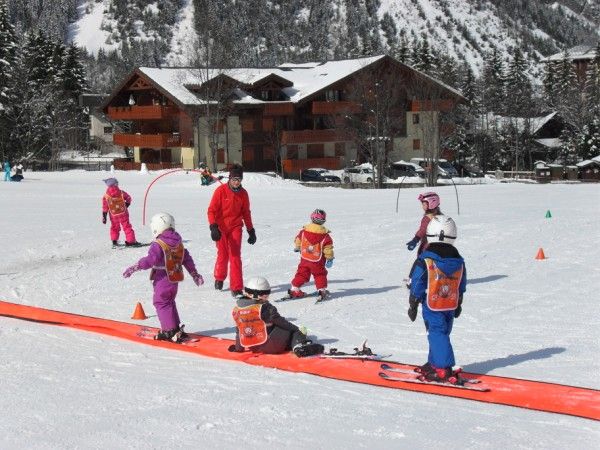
[232, 303, 268, 347]
[105, 194, 126, 216]
[300, 233, 324, 262]
[425, 258, 463, 311]
[154, 239, 185, 283]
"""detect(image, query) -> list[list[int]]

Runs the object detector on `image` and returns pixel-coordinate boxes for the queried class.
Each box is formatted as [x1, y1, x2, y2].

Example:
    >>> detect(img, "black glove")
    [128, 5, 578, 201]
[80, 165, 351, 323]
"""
[406, 237, 419, 251]
[125, 202, 130, 209]
[454, 295, 463, 318]
[209, 223, 221, 241]
[102, 212, 107, 224]
[408, 295, 420, 322]
[247, 228, 256, 245]
[228, 344, 242, 352]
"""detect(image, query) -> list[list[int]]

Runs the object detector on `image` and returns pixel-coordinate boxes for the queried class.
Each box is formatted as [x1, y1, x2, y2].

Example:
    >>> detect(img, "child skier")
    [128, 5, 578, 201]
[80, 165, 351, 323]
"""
[123, 212, 204, 343]
[229, 276, 324, 357]
[288, 209, 334, 301]
[405, 192, 442, 287]
[407, 215, 467, 384]
[101, 177, 140, 247]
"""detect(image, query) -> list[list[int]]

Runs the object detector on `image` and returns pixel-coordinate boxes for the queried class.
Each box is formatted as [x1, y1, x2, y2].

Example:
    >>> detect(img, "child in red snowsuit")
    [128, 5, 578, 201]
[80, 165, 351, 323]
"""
[101, 177, 138, 246]
[288, 209, 334, 298]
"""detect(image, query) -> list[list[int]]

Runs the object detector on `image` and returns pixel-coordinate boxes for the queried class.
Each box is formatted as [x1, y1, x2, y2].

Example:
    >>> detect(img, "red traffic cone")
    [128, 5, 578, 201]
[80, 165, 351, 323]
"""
[535, 248, 546, 260]
[131, 302, 148, 320]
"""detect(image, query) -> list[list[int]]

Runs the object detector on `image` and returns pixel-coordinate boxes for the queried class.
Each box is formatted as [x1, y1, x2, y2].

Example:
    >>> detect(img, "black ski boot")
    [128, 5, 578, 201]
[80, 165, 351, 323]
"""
[214, 280, 223, 290]
[231, 290, 244, 298]
[125, 241, 142, 247]
[154, 328, 184, 343]
[293, 340, 325, 357]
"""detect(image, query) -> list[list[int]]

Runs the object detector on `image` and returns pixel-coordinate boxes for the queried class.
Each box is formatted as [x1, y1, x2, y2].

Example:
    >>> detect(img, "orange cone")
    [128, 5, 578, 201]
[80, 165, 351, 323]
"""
[131, 302, 148, 320]
[535, 248, 546, 260]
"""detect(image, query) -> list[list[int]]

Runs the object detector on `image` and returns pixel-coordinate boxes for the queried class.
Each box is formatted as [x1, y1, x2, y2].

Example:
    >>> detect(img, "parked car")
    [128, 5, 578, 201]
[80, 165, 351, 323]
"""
[342, 166, 375, 183]
[387, 161, 425, 179]
[409, 158, 459, 178]
[300, 168, 341, 183]
[454, 163, 484, 178]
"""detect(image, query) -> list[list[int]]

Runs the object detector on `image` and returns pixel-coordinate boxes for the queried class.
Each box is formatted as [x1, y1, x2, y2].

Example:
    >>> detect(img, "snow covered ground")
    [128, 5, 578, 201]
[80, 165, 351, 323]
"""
[1, 170, 599, 449]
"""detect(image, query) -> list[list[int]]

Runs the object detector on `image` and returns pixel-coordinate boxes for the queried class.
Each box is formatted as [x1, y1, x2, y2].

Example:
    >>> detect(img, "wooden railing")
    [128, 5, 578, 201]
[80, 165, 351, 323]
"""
[311, 101, 361, 115]
[263, 102, 295, 116]
[113, 133, 181, 148]
[281, 129, 352, 145]
[107, 105, 179, 120]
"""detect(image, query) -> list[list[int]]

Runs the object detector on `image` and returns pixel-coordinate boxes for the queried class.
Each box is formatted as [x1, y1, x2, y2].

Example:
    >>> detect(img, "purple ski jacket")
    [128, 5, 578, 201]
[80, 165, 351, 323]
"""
[135, 229, 197, 282]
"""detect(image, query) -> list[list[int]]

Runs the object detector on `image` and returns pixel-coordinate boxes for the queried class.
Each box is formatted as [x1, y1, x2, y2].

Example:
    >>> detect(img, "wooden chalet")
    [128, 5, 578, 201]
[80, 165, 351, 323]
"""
[543, 44, 598, 87]
[102, 55, 463, 174]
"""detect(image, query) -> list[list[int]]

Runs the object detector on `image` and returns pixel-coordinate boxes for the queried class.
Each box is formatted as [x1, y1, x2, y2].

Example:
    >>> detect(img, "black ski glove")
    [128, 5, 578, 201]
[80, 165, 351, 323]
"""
[408, 295, 420, 322]
[228, 344, 243, 352]
[454, 295, 463, 318]
[125, 202, 130, 209]
[102, 212, 107, 224]
[247, 228, 256, 245]
[209, 223, 221, 241]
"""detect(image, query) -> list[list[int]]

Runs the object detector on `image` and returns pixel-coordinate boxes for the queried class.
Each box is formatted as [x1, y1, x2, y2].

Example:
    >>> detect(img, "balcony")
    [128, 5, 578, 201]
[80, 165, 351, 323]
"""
[263, 102, 294, 116]
[281, 129, 352, 145]
[410, 99, 455, 112]
[107, 105, 179, 120]
[113, 133, 181, 148]
[311, 101, 361, 115]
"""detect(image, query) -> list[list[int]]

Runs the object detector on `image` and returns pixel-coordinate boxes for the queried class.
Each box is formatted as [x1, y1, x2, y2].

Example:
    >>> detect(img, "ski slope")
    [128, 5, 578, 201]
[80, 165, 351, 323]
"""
[0, 171, 599, 448]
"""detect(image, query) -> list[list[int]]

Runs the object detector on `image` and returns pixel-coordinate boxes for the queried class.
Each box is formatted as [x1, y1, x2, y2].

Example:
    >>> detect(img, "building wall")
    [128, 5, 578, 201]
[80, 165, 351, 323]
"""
[392, 111, 440, 162]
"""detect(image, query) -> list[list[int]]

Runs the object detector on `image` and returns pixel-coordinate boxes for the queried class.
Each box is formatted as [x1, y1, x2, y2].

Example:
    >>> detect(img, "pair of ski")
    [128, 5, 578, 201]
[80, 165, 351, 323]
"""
[379, 364, 490, 392]
[136, 327, 199, 345]
[112, 242, 151, 250]
[275, 289, 331, 304]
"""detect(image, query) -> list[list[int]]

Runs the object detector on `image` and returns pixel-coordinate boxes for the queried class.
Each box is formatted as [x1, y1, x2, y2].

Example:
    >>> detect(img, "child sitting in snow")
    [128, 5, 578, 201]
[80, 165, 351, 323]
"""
[405, 192, 442, 287]
[122, 213, 204, 343]
[101, 177, 140, 247]
[287, 209, 334, 300]
[407, 215, 467, 384]
[229, 276, 324, 357]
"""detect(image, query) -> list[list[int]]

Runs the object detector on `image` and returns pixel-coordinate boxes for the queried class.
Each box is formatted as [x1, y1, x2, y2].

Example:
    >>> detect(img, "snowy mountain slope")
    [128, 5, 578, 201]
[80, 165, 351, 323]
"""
[64, 0, 598, 76]
[0, 171, 599, 448]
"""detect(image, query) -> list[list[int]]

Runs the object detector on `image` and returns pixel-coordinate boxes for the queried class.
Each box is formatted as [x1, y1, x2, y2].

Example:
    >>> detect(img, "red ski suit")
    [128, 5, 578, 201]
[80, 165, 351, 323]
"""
[291, 223, 334, 290]
[102, 185, 137, 243]
[207, 183, 253, 291]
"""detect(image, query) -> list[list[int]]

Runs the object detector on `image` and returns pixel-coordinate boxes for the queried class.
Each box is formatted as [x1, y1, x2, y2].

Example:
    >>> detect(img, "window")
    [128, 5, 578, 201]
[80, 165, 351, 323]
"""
[103, 126, 113, 134]
[261, 90, 270, 100]
[413, 139, 421, 150]
[412, 114, 420, 124]
[307, 143, 324, 158]
[325, 90, 340, 101]
[335, 142, 345, 157]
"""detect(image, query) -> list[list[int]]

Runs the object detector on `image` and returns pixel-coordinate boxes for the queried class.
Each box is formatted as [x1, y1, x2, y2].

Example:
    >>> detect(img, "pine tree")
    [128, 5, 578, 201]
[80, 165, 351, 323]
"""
[482, 48, 506, 114]
[505, 47, 533, 117]
[577, 116, 600, 160]
[0, 0, 18, 158]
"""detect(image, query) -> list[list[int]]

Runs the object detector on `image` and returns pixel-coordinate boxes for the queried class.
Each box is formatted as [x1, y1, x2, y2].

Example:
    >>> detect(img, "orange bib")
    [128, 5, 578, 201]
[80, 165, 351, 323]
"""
[105, 194, 126, 216]
[155, 239, 185, 283]
[425, 258, 463, 311]
[300, 234, 323, 262]
[232, 303, 268, 347]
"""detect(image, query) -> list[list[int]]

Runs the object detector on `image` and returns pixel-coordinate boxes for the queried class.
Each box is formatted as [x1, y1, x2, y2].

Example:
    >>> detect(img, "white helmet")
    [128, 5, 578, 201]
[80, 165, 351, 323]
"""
[244, 277, 272, 299]
[426, 215, 457, 245]
[150, 212, 175, 237]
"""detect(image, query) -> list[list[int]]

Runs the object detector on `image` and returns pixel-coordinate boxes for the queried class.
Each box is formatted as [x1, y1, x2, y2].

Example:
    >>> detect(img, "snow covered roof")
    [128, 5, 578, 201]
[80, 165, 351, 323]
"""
[535, 138, 562, 148]
[490, 112, 559, 135]
[131, 55, 462, 109]
[543, 44, 597, 62]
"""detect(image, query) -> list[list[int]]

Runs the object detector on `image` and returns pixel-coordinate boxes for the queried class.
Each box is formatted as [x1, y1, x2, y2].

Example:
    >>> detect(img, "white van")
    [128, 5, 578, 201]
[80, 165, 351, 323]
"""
[409, 158, 459, 178]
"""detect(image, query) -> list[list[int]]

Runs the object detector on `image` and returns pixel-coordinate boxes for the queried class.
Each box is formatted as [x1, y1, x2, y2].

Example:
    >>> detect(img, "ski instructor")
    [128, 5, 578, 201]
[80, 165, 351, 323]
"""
[207, 164, 256, 298]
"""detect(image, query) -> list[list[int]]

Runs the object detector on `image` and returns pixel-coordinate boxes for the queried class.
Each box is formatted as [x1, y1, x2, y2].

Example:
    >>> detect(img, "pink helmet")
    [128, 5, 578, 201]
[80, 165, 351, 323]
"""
[418, 192, 440, 210]
[310, 209, 326, 225]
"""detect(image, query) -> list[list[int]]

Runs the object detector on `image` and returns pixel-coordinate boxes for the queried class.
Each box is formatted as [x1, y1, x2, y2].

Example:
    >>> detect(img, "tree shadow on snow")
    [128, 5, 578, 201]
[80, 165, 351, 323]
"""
[338, 285, 402, 296]
[467, 275, 508, 285]
[463, 347, 566, 373]
[197, 325, 237, 336]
